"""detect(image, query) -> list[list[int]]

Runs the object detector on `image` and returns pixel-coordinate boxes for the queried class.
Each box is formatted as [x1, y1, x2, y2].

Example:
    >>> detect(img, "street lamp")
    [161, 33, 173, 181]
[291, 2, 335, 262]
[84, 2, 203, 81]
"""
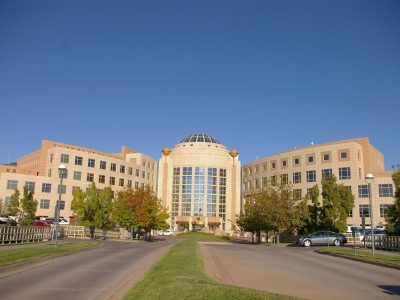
[54, 164, 67, 247]
[365, 173, 375, 255]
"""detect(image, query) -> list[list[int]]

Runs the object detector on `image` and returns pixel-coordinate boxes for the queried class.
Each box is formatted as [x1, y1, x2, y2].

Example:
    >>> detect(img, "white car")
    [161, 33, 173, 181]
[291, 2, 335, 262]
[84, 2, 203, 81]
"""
[159, 231, 174, 236]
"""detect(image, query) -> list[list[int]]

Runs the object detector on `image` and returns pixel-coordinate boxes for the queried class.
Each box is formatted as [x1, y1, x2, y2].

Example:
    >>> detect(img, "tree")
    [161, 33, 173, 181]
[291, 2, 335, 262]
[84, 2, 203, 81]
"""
[19, 186, 38, 226]
[385, 171, 400, 235]
[113, 186, 169, 240]
[320, 175, 354, 232]
[300, 185, 321, 234]
[6, 189, 20, 217]
[72, 183, 112, 239]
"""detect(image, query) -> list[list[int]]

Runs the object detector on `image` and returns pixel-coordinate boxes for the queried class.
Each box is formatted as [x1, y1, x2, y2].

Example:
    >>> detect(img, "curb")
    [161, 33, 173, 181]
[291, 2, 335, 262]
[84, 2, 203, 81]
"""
[315, 250, 400, 271]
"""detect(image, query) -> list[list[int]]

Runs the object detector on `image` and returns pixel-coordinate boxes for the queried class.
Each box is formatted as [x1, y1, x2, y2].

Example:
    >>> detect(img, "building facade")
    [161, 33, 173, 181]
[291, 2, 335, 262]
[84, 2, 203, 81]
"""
[242, 137, 395, 227]
[157, 134, 241, 231]
[0, 140, 157, 218]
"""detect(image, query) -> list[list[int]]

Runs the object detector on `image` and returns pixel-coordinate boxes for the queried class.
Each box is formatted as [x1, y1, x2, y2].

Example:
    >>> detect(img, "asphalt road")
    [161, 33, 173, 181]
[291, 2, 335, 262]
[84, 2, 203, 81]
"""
[0, 239, 175, 300]
[201, 243, 400, 300]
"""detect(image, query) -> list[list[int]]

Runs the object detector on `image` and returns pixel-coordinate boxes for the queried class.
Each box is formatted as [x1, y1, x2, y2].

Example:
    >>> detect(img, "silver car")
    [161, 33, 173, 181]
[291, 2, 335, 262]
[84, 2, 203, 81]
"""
[298, 231, 347, 247]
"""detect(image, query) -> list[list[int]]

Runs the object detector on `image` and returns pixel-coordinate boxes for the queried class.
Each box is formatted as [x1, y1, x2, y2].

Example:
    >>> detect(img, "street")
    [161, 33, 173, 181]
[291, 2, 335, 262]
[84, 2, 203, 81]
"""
[201, 242, 400, 300]
[0, 239, 175, 300]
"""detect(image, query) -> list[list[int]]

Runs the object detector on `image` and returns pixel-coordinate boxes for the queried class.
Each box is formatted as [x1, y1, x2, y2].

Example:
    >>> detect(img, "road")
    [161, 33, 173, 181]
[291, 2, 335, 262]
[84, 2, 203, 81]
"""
[201, 243, 400, 300]
[0, 239, 175, 300]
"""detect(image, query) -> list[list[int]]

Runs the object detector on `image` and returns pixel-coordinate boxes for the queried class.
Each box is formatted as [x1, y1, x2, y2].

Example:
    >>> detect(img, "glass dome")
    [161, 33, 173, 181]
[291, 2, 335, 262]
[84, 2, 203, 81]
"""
[180, 133, 221, 144]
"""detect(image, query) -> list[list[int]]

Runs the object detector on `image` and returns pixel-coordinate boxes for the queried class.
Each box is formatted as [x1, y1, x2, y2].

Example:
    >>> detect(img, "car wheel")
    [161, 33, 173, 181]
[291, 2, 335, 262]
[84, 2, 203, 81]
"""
[303, 240, 312, 247]
[333, 239, 341, 246]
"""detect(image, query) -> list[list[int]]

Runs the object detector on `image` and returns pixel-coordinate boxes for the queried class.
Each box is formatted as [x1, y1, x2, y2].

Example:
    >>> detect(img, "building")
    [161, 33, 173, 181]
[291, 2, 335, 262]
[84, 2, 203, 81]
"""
[0, 140, 157, 218]
[157, 133, 241, 231]
[242, 137, 395, 227]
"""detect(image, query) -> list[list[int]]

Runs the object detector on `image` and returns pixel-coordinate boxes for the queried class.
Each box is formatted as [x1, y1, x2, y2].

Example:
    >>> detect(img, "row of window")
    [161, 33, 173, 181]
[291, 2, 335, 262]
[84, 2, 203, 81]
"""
[245, 150, 355, 175]
[6, 179, 146, 194]
[58, 153, 154, 171]
[348, 204, 392, 218]
[53, 166, 150, 180]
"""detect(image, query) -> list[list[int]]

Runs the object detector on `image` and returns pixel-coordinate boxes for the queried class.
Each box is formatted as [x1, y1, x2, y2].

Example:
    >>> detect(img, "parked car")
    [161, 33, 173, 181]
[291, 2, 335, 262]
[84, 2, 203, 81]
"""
[34, 220, 51, 227]
[298, 231, 347, 247]
[361, 229, 386, 242]
[0, 215, 9, 224]
[159, 230, 174, 236]
[59, 218, 69, 225]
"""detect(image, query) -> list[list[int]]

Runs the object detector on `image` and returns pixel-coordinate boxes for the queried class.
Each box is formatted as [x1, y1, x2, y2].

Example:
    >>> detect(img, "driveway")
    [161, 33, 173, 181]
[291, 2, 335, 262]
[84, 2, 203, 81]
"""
[0, 239, 175, 300]
[200, 243, 400, 300]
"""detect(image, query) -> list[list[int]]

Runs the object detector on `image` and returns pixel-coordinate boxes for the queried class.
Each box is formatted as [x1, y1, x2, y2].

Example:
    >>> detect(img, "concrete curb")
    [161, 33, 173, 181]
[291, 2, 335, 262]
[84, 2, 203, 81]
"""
[315, 250, 400, 271]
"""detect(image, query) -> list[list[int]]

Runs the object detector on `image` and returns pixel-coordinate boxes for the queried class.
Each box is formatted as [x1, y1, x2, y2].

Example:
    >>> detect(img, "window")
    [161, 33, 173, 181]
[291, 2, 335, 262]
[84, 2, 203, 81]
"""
[120, 165, 125, 173]
[262, 177, 268, 187]
[135, 169, 140, 176]
[87, 173, 94, 182]
[127, 180, 132, 187]
[294, 158, 300, 165]
[128, 167, 133, 175]
[321, 169, 332, 178]
[359, 204, 370, 217]
[49, 154, 53, 163]
[380, 204, 391, 218]
[307, 188, 313, 197]
[293, 172, 301, 184]
[339, 167, 351, 180]
[88, 158, 95, 168]
[57, 185, 67, 194]
[306, 170, 316, 183]
[7, 180, 18, 190]
[111, 163, 116, 172]
[281, 174, 288, 185]
[42, 183, 52, 193]
[282, 160, 287, 167]
[60, 154, 69, 163]
[40, 199, 50, 209]
[119, 178, 124, 186]
[48, 169, 52, 177]
[307, 155, 314, 163]
[358, 185, 370, 198]
[347, 209, 353, 217]
[271, 162, 276, 169]
[293, 189, 302, 200]
[58, 201, 65, 210]
[379, 184, 393, 197]
[100, 161, 106, 170]
[340, 152, 347, 159]
[323, 154, 330, 161]
[270, 175, 277, 185]
[73, 171, 82, 180]
[99, 175, 105, 184]
[110, 177, 115, 185]
[59, 169, 68, 179]
[135, 182, 139, 189]
[220, 168, 226, 177]
[75, 156, 83, 166]
[142, 171, 145, 178]
[25, 181, 35, 192]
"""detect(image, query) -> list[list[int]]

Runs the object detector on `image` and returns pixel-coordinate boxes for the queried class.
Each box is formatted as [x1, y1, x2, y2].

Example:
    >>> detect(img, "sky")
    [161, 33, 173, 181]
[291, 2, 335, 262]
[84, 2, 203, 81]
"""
[1, 0, 399, 169]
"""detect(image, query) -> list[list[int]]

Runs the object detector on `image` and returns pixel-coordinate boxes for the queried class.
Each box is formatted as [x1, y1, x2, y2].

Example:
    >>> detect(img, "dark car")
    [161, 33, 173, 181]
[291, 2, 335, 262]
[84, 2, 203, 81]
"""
[34, 220, 51, 227]
[298, 231, 347, 247]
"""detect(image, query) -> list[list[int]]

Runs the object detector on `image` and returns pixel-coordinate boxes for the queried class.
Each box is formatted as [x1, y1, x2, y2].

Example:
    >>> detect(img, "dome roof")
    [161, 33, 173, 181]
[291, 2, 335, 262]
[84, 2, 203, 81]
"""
[180, 133, 221, 144]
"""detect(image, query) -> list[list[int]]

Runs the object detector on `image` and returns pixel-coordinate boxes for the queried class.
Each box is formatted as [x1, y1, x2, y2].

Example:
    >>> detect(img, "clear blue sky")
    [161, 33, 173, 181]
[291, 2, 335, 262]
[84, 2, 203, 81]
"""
[1, 0, 399, 169]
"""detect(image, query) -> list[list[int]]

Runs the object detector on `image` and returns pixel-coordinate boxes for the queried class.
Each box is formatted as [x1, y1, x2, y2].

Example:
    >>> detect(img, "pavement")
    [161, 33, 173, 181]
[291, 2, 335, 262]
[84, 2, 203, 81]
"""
[0, 238, 176, 300]
[200, 242, 400, 300]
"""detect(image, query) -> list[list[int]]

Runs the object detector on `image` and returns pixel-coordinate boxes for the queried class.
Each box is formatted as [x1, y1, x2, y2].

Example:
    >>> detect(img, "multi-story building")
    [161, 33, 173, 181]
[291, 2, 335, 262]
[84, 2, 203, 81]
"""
[242, 137, 395, 227]
[157, 133, 241, 231]
[0, 140, 157, 218]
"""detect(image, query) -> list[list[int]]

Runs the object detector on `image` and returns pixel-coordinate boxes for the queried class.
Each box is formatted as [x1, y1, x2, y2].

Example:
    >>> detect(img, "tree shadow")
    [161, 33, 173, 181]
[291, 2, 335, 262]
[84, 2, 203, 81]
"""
[377, 285, 400, 296]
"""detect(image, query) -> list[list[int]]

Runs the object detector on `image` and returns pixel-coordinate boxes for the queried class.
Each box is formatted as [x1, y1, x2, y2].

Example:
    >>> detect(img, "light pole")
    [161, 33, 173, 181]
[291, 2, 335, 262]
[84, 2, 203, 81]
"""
[365, 173, 375, 255]
[54, 164, 67, 247]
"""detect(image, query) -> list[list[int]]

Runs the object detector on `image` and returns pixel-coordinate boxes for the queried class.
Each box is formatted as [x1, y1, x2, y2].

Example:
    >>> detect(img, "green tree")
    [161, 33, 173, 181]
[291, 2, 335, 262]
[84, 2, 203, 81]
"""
[300, 185, 321, 234]
[320, 175, 354, 232]
[113, 188, 138, 237]
[19, 186, 38, 226]
[94, 187, 114, 239]
[6, 189, 20, 225]
[385, 171, 400, 235]
[72, 183, 106, 239]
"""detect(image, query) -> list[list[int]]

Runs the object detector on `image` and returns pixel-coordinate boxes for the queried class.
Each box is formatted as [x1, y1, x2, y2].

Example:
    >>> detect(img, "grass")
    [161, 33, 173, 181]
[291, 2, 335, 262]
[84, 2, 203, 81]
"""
[124, 232, 300, 300]
[0, 241, 101, 267]
[317, 247, 400, 267]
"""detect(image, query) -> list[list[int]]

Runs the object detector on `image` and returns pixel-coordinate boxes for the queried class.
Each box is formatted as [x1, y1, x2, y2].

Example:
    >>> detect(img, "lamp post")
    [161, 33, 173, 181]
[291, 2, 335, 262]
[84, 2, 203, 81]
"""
[54, 164, 67, 247]
[365, 173, 375, 255]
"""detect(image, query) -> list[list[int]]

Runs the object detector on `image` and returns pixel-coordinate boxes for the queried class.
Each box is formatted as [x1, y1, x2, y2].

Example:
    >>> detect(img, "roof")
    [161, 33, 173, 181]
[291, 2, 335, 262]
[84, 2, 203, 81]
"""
[180, 133, 221, 144]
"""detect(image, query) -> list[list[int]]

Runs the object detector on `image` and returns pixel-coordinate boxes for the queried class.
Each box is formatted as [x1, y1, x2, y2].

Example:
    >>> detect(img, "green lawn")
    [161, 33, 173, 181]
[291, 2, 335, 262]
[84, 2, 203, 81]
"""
[317, 247, 400, 267]
[0, 241, 101, 267]
[124, 232, 300, 300]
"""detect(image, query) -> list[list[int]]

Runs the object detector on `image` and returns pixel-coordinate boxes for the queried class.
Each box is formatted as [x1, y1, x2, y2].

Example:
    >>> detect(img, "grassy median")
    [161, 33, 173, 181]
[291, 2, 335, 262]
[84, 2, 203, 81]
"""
[0, 241, 101, 267]
[124, 233, 299, 300]
[317, 247, 400, 268]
